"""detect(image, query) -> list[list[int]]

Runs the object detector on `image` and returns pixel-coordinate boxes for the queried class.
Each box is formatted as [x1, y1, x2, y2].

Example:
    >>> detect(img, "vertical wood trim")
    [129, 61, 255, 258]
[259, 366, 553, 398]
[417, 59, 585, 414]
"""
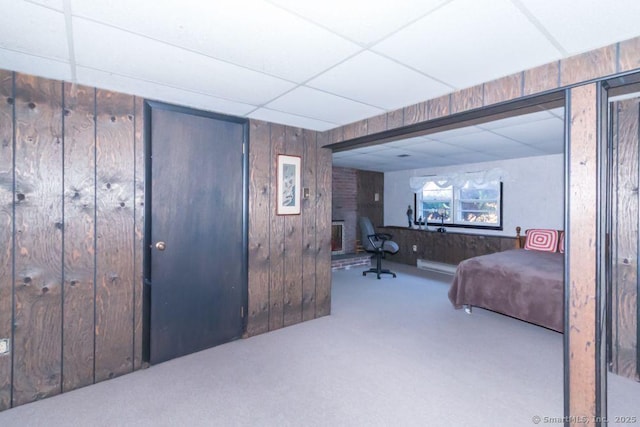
[269, 124, 285, 330]
[94, 91, 135, 382]
[283, 127, 303, 327]
[12, 74, 64, 406]
[315, 133, 332, 317]
[247, 120, 271, 336]
[567, 83, 600, 423]
[132, 97, 144, 370]
[0, 70, 14, 411]
[302, 130, 317, 322]
[61, 83, 96, 392]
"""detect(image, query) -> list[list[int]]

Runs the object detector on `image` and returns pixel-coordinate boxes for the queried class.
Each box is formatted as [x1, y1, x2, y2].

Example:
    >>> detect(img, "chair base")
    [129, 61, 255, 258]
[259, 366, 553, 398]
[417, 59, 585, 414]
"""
[362, 268, 397, 280]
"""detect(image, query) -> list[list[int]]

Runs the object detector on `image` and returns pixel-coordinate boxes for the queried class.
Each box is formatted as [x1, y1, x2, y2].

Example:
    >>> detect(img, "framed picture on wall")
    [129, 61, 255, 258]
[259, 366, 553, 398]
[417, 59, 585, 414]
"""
[277, 154, 301, 215]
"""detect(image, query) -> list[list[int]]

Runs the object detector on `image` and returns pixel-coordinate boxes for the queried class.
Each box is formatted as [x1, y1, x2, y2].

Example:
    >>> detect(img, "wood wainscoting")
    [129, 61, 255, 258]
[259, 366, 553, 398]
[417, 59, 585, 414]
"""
[378, 226, 518, 267]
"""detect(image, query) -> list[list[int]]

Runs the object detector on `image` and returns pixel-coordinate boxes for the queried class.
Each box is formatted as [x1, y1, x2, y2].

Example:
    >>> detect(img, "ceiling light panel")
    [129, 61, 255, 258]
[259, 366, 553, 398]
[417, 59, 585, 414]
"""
[248, 107, 337, 131]
[519, 0, 640, 54]
[372, 0, 562, 89]
[268, 0, 449, 45]
[72, 19, 296, 105]
[265, 86, 384, 124]
[307, 51, 452, 109]
[1, 1, 68, 62]
[71, 0, 361, 83]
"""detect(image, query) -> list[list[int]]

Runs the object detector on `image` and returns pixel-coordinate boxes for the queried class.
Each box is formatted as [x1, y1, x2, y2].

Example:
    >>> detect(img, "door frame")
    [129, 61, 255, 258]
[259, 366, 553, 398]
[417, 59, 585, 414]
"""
[141, 100, 249, 363]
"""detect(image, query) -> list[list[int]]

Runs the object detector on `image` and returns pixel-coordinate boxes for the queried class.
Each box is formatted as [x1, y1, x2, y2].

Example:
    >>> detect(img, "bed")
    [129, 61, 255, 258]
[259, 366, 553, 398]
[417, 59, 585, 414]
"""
[447, 227, 564, 332]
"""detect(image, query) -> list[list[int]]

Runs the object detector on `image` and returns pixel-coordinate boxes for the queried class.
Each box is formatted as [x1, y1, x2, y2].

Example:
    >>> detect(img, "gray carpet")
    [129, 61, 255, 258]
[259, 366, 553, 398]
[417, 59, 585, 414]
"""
[0, 262, 637, 426]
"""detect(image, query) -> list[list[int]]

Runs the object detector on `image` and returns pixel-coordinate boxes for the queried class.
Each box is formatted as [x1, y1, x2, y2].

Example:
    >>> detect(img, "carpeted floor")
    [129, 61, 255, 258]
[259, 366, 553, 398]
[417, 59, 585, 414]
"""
[0, 262, 637, 426]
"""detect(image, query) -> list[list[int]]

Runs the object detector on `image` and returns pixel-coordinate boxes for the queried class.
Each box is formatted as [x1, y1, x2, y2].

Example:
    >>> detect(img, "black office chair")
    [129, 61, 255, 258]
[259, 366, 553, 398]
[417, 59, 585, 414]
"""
[358, 217, 399, 279]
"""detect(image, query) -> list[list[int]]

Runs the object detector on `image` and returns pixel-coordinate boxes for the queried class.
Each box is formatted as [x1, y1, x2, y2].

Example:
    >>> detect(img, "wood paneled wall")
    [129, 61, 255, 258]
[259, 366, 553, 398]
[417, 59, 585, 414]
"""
[610, 97, 639, 382]
[0, 71, 144, 409]
[0, 70, 334, 411]
[246, 121, 331, 336]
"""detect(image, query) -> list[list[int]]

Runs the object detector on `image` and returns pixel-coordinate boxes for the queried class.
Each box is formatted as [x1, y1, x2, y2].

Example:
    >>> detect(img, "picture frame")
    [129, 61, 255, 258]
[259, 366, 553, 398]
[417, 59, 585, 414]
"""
[277, 154, 302, 215]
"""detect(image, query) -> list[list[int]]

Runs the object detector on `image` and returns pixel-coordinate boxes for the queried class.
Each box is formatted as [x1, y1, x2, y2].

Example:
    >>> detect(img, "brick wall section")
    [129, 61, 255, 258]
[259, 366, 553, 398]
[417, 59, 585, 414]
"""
[332, 167, 358, 253]
[332, 167, 385, 253]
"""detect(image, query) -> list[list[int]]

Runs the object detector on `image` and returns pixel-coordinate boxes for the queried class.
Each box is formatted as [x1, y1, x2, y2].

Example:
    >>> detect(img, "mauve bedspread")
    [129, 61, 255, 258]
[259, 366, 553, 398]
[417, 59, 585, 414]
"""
[448, 249, 564, 332]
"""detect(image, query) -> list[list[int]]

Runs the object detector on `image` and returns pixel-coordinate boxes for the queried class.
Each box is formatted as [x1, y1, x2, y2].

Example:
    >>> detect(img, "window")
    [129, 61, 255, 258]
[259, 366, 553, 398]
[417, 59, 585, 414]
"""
[416, 178, 502, 230]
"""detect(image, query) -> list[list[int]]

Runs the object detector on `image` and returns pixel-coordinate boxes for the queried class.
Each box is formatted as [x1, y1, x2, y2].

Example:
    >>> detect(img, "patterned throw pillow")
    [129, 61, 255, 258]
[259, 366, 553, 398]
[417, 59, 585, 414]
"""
[524, 229, 559, 252]
[558, 231, 565, 253]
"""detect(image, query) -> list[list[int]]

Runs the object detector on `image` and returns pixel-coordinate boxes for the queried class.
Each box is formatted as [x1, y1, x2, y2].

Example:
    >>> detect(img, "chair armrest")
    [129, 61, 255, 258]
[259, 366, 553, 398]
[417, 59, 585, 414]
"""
[375, 233, 392, 241]
[366, 233, 382, 250]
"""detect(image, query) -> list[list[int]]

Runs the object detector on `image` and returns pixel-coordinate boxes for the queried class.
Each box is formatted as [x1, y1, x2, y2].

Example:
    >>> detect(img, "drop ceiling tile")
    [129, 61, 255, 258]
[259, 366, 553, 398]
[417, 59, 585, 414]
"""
[269, 0, 448, 45]
[519, 0, 640, 54]
[76, 67, 257, 117]
[444, 152, 501, 164]
[332, 151, 361, 159]
[347, 145, 389, 155]
[384, 136, 431, 148]
[265, 86, 384, 125]
[490, 118, 564, 146]
[482, 144, 547, 158]
[0, 48, 71, 81]
[403, 140, 473, 156]
[27, 0, 63, 10]
[427, 125, 485, 140]
[372, 0, 561, 88]
[372, 147, 417, 158]
[307, 51, 452, 109]
[248, 108, 337, 131]
[0, 1, 68, 61]
[71, 0, 360, 83]
[436, 132, 518, 151]
[533, 141, 565, 155]
[73, 19, 296, 105]
[478, 110, 559, 130]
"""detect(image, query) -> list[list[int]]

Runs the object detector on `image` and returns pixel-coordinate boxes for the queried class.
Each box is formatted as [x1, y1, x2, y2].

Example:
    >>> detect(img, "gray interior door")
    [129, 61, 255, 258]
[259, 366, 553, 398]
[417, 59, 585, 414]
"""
[145, 102, 246, 365]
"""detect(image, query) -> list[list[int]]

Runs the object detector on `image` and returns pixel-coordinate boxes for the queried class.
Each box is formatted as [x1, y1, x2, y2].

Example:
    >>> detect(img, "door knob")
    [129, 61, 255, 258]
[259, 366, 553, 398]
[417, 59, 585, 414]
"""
[155, 241, 166, 251]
